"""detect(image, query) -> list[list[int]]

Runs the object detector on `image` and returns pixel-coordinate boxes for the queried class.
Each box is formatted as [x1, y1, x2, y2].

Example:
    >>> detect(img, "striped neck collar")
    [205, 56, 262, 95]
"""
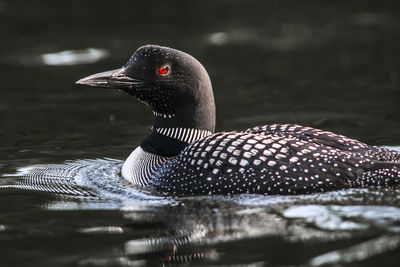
[153, 127, 213, 144]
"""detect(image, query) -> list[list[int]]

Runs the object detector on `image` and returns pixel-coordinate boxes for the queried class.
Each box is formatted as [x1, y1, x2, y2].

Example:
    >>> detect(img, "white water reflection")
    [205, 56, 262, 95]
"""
[310, 235, 400, 266]
[206, 24, 313, 51]
[283, 204, 400, 231]
[284, 205, 367, 231]
[41, 48, 109, 66]
[208, 32, 229, 45]
[77, 226, 124, 234]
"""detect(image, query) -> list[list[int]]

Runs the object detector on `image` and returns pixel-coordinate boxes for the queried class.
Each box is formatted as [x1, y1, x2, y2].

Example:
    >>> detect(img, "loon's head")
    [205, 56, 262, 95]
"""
[77, 45, 216, 132]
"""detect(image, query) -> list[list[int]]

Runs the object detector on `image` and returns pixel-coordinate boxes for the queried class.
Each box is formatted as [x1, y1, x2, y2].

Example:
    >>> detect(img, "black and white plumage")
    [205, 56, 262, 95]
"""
[154, 127, 212, 144]
[77, 45, 400, 195]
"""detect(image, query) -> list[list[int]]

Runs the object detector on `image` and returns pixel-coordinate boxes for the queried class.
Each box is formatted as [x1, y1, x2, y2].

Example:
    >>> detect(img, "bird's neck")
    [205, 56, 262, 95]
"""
[144, 84, 216, 156]
[152, 99, 216, 132]
[140, 127, 213, 157]
[151, 75, 216, 132]
[121, 127, 213, 185]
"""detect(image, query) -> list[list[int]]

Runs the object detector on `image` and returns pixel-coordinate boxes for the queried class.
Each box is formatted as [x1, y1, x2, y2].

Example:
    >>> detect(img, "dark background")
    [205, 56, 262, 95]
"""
[0, 1, 400, 266]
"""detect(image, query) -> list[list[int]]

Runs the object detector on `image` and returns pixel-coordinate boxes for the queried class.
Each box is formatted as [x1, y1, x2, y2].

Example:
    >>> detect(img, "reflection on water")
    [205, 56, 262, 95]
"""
[41, 48, 109, 66]
[310, 235, 400, 266]
[283, 205, 400, 231]
[206, 24, 314, 51]
[77, 226, 124, 234]
[1, 48, 109, 67]
[44, 187, 400, 266]
[1, 158, 400, 266]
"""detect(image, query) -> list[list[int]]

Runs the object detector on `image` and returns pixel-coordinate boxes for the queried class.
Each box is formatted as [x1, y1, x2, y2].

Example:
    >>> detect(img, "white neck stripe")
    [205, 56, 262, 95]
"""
[154, 127, 212, 144]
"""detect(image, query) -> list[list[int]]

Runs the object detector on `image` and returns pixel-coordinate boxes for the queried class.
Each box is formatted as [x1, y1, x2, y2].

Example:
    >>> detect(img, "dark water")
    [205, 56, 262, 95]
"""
[1, 0, 400, 266]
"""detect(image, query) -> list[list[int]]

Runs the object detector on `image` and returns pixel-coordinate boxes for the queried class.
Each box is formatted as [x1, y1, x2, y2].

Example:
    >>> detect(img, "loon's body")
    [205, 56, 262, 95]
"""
[77, 45, 400, 195]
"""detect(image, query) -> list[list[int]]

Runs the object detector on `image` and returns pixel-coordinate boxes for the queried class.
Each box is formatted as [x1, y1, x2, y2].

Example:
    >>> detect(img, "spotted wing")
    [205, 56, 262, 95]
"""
[151, 125, 400, 195]
[245, 124, 400, 162]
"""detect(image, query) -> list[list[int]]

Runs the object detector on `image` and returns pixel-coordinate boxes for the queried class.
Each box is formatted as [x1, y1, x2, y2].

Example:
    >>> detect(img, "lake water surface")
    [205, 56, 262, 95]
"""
[1, 0, 400, 266]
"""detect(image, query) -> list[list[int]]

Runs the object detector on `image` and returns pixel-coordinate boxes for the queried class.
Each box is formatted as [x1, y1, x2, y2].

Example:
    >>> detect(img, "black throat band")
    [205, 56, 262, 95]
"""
[140, 131, 189, 157]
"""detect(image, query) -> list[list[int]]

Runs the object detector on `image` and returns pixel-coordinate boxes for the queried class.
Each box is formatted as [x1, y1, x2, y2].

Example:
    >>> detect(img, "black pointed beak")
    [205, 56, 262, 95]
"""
[76, 68, 145, 89]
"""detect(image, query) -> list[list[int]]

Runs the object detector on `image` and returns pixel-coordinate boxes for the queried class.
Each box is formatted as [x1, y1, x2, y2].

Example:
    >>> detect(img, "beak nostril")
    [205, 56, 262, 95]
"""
[112, 71, 125, 78]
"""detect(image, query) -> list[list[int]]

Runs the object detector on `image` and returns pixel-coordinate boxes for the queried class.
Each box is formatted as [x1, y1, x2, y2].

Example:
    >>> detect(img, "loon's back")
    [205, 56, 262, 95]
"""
[151, 124, 400, 195]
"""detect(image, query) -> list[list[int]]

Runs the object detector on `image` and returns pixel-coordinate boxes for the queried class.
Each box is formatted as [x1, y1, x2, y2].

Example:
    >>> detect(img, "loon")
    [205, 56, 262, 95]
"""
[76, 45, 400, 195]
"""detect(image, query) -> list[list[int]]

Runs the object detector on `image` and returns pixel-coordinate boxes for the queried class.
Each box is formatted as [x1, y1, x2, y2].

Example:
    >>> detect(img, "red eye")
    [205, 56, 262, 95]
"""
[158, 65, 169, 75]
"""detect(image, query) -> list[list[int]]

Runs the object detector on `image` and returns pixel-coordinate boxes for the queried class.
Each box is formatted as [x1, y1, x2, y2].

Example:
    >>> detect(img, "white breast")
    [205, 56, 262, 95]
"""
[121, 146, 168, 186]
